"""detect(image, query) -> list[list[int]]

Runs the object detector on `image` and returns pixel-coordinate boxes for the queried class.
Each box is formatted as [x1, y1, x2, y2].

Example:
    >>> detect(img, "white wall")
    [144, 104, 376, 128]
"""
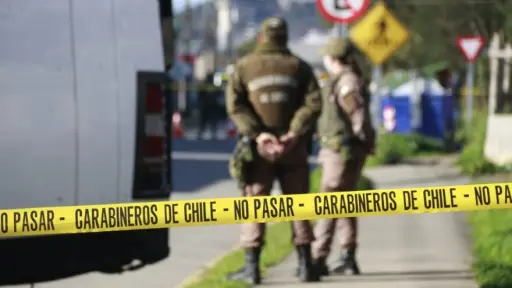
[485, 115, 512, 166]
[0, 0, 164, 209]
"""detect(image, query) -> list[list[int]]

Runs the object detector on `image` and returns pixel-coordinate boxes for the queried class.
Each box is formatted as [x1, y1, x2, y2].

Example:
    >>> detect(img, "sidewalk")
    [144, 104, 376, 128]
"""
[263, 161, 478, 288]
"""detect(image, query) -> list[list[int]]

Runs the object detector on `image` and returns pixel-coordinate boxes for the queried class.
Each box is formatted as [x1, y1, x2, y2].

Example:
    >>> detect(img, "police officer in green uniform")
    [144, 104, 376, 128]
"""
[311, 37, 375, 275]
[225, 16, 323, 284]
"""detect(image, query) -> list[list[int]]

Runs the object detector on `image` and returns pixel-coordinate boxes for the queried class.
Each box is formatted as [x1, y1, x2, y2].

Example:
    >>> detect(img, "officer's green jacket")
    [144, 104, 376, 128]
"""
[317, 70, 375, 153]
[225, 42, 322, 138]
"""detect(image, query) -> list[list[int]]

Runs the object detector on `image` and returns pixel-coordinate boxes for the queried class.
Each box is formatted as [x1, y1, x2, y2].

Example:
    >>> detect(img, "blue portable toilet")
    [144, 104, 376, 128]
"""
[379, 76, 453, 140]
[380, 95, 413, 134]
[420, 79, 454, 140]
[379, 76, 423, 135]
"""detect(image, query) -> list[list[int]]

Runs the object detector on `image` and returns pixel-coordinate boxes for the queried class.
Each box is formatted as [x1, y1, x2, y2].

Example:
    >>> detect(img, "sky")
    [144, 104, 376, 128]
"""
[173, 0, 205, 13]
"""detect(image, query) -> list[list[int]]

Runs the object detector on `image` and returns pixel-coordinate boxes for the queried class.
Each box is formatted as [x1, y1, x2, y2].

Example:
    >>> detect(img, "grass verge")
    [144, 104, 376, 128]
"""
[187, 221, 294, 288]
[456, 110, 506, 176]
[187, 169, 375, 288]
[469, 209, 512, 288]
[469, 175, 512, 288]
[364, 133, 451, 167]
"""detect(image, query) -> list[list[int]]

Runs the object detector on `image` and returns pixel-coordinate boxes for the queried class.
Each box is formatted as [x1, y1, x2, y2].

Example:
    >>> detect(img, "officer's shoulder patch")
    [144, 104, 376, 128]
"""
[337, 72, 359, 97]
[339, 83, 357, 98]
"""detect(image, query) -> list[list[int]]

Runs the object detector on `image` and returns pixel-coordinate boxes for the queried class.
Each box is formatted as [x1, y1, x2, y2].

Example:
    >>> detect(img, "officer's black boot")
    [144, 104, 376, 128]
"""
[313, 256, 330, 276]
[331, 248, 360, 275]
[227, 248, 261, 284]
[294, 256, 329, 277]
[296, 245, 321, 282]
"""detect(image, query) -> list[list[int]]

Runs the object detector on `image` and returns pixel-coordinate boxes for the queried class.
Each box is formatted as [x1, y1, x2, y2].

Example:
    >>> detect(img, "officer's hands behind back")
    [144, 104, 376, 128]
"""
[279, 132, 297, 155]
[256, 132, 283, 162]
[255, 132, 298, 162]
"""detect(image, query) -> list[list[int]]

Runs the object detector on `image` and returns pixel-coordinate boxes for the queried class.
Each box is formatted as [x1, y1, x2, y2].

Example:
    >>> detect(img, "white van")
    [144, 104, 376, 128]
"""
[0, 0, 171, 283]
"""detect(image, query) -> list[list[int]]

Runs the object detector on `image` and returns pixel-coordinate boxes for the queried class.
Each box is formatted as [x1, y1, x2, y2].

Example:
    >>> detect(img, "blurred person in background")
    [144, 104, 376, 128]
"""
[197, 72, 220, 139]
[310, 37, 375, 276]
[225, 16, 322, 284]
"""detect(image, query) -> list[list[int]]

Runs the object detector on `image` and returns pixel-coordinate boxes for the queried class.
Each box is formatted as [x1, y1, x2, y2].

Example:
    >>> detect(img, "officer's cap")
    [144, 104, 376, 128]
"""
[320, 37, 350, 58]
[260, 17, 288, 40]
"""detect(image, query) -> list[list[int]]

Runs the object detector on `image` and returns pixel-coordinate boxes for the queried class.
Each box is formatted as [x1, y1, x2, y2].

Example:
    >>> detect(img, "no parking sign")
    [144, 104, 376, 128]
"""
[316, 0, 370, 24]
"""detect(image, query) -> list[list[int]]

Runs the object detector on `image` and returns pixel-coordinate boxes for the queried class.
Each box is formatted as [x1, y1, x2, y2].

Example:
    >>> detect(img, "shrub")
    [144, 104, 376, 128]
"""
[366, 133, 447, 166]
[370, 133, 416, 165]
[456, 111, 505, 176]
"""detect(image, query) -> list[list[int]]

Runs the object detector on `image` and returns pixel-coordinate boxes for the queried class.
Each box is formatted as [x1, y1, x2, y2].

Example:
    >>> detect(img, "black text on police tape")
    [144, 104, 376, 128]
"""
[74, 201, 219, 230]
[0, 210, 56, 234]
[314, 188, 463, 216]
[475, 184, 512, 206]
[234, 197, 295, 221]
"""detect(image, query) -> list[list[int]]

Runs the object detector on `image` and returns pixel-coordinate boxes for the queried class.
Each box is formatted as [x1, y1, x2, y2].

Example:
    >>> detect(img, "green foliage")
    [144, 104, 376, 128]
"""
[456, 111, 504, 176]
[370, 133, 416, 165]
[367, 133, 448, 166]
[385, 0, 512, 70]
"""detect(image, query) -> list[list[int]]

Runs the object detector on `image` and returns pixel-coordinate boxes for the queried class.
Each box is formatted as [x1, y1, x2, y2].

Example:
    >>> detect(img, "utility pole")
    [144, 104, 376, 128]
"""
[226, 0, 233, 59]
[185, 0, 192, 59]
[177, 0, 192, 113]
[159, 0, 174, 69]
[216, 0, 233, 67]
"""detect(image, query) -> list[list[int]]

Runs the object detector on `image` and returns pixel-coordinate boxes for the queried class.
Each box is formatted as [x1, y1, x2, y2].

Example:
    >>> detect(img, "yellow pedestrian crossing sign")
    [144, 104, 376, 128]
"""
[349, 1, 410, 65]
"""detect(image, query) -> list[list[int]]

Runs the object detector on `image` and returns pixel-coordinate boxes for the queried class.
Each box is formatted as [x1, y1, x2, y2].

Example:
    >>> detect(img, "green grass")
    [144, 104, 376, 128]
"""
[187, 169, 375, 288]
[469, 209, 512, 288]
[456, 110, 506, 176]
[364, 133, 451, 167]
[187, 221, 294, 288]
[469, 175, 512, 288]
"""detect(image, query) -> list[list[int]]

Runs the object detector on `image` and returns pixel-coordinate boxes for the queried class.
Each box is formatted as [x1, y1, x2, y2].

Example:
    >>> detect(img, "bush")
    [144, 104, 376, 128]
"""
[369, 133, 416, 165]
[456, 111, 504, 176]
[367, 133, 448, 166]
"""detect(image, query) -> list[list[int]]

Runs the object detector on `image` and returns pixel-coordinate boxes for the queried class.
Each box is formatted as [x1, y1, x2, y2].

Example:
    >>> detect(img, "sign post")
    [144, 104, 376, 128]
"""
[316, 0, 370, 38]
[349, 1, 410, 129]
[456, 36, 484, 124]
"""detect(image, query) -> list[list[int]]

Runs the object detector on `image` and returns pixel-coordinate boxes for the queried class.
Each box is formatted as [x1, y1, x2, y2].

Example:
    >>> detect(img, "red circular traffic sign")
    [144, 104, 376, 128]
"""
[316, 0, 371, 24]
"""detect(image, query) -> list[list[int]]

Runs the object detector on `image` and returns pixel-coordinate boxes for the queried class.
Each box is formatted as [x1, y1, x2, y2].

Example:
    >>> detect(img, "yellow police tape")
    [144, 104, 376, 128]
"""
[0, 182, 511, 237]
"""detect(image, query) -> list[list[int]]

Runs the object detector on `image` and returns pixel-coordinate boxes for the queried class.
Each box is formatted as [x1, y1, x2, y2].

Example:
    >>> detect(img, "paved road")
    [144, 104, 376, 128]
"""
[264, 159, 478, 288]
